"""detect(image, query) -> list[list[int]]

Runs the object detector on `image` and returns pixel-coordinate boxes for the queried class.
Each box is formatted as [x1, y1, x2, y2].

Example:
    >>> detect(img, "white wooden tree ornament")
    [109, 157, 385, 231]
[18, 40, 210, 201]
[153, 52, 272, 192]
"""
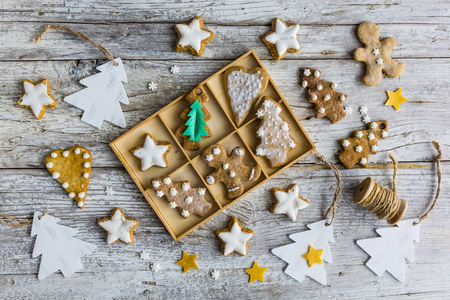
[64, 57, 129, 128]
[31, 211, 96, 280]
[356, 219, 420, 282]
[271, 219, 334, 285]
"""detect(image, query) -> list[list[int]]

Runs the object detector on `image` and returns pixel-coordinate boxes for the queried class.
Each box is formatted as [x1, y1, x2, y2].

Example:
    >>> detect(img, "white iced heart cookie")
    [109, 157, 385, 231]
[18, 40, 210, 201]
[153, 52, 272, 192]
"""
[224, 66, 269, 127]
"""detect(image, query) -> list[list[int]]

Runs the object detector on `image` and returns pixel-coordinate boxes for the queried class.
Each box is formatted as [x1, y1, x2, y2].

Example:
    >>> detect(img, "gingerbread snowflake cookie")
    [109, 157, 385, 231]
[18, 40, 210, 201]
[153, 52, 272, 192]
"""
[175, 16, 215, 56]
[262, 18, 300, 60]
[131, 133, 171, 171]
[255, 97, 297, 167]
[17, 79, 57, 119]
[215, 217, 254, 256]
[45, 147, 92, 209]
[300, 68, 348, 124]
[224, 66, 269, 127]
[98, 208, 139, 245]
[202, 144, 261, 199]
[271, 184, 309, 221]
[151, 177, 212, 218]
[338, 120, 388, 168]
[354, 21, 405, 86]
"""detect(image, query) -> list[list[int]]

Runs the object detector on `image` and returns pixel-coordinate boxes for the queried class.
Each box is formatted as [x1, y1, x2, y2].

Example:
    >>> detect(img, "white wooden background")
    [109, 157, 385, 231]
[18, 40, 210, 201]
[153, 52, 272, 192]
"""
[0, 1, 449, 299]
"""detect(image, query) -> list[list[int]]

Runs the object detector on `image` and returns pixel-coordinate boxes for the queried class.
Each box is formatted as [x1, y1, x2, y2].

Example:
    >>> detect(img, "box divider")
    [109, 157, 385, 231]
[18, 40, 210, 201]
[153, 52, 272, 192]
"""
[157, 114, 192, 163]
[204, 81, 237, 131]
[235, 129, 269, 178]
[188, 159, 223, 210]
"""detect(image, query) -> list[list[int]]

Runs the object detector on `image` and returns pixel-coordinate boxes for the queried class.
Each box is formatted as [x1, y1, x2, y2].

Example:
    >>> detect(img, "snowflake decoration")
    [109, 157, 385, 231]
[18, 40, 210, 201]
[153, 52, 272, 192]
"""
[344, 106, 353, 115]
[150, 262, 160, 272]
[170, 65, 180, 74]
[211, 269, 220, 279]
[148, 82, 157, 91]
[359, 106, 369, 115]
[140, 250, 150, 260]
[105, 187, 114, 196]
[362, 115, 371, 124]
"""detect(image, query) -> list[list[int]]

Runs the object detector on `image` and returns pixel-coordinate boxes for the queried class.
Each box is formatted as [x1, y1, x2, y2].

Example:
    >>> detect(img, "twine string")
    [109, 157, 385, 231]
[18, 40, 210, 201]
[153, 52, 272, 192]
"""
[0, 213, 32, 228]
[33, 24, 118, 66]
[312, 149, 342, 226]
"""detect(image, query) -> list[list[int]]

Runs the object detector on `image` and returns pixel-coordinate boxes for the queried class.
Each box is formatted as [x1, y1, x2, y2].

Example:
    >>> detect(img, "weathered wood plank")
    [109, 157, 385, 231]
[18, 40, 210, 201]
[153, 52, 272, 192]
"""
[0, 164, 448, 299]
[0, 58, 448, 168]
[1, 22, 449, 61]
[0, 0, 449, 24]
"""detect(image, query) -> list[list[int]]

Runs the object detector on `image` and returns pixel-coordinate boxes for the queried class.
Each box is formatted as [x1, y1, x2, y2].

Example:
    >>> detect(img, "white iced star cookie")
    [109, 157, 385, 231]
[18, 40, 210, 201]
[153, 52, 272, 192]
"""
[175, 16, 215, 56]
[215, 217, 254, 256]
[263, 18, 301, 60]
[131, 133, 171, 171]
[271, 184, 310, 221]
[17, 79, 57, 119]
[98, 208, 139, 245]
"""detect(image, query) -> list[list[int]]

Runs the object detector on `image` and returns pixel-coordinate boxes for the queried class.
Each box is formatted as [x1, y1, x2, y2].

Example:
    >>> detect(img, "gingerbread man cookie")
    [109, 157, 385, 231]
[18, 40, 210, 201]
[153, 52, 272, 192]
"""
[338, 120, 388, 168]
[354, 21, 405, 86]
[202, 144, 261, 199]
[300, 67, 348, 124]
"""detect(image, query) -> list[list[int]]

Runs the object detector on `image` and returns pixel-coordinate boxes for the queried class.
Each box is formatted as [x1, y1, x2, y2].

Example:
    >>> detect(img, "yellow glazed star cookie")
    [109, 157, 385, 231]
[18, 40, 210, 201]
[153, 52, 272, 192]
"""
[45, 146, 92, 209]
[175, 16, 214, 56]
[98, 208, 139, 245]
[17, 79, 57, 119]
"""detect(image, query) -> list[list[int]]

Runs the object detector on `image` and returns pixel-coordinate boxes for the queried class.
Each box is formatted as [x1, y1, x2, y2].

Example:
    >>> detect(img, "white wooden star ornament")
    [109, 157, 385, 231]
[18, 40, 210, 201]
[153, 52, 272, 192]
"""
[17, 79, 57, 119]
[131, 133, 171, 171]
[175, 16, 215, 56]
[215, 217, 254, 256]
[263, 18, 300, 60]
[271, 184, 309, 221]
[98, 208, 139, 245]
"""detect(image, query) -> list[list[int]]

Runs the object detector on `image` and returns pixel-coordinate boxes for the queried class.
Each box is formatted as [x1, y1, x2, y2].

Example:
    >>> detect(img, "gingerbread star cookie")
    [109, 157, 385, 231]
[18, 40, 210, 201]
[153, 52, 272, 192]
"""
[45, 146, 92, 209]
[262, 18, 300, 60]
[17, 79, 57, 119]
[224, 66, 269, 127]
[202, 144, 262, 199]
[176, 251, 199, 273]
[175, 16, 215, 56]
[354, 21, 405, 86]
[385, 88, 408, 111]
[98, 208, 139, 245]
[271, 184, 309, 221]
[245, 261, 268, 283]
[150, 177, 212, 218]
[131, 133, 171, 171]
[215, 217, 254, 256]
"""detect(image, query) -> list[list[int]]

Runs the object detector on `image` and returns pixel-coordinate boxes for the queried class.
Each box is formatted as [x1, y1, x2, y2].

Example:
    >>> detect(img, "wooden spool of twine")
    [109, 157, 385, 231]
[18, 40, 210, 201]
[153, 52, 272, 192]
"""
[353, 141, 442, 225]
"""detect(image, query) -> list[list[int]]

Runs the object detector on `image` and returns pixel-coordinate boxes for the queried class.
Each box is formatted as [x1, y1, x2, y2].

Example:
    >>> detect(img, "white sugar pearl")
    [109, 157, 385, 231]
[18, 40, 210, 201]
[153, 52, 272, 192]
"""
[77, 201, 84, 208]
[317, 84, 323, 90]
[52, 172, 60, 179]
[318, 107, 325, 114]
[302, 80, 308, 88]
[331, 82, 337, 89]
[340, 95, 346, 101]
[83, 153, 90, 159]
[324, 94, 331, 101]
[84, 162, 90, 168]
[355, 146, 363, 153]
[74, 148, 81, 154]
[311, 93, 317, 101]
[78, 192, 86, 199]
[69, 192, 75, 198]
[62, 182, 69, 189]
[229, 171, 236, 178]
[51, 152, 58, 158]
[83, 172, 89, 179]
[63, 151, 69, 157]
[314, 70, 321, 78]
[360, 157, 368, 165]
[46, 162, 53, 168]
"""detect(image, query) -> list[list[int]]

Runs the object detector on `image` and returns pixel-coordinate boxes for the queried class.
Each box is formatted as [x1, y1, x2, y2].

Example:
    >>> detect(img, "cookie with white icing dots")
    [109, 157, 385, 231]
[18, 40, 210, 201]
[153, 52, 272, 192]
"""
[98, 207, 139, 245]
[131, 133, 171, 171]
[175, 16, 215, 56]
[262, 18, 301, 60]
[271, 184, 310, 221]
[45, 146, 92, 209]
[150, 177, 212, 219]
[215, 217, 254, 256]
[224, 66, 269, 127]
[255, 97, 297, 168]
[202, 144, 262, 199]
[17, 79, 57, 119]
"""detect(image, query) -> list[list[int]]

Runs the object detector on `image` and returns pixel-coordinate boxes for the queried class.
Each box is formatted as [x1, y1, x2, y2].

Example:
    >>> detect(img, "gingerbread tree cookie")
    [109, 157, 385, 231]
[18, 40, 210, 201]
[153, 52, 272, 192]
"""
[354, 21, 405, 86]
[202, 144, 261, 199]
[175, 85, 212, 150]
[255, 97, 297, 167]
[338, 120, 388, 168]
[151, 177, 212, 218]
[300, 68, 347, 124]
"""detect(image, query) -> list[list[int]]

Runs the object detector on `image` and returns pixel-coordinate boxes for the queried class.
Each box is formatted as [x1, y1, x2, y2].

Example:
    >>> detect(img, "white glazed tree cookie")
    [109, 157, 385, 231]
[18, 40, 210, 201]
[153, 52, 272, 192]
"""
[255, 97, 297, 168]
[215, 217, 254, 256]
[224, 66, 269, 127]
[175, 16, 215, 56]
[271, 184, 310, 221]
[98, 207, 139, 245]
[262, 18, 301, 60]
[131, 133, 171, 171]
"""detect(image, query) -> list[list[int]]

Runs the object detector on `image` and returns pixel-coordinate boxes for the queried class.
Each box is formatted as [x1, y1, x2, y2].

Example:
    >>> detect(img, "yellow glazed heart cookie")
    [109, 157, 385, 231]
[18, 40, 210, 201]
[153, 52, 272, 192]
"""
[45, 146, 92, 209]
